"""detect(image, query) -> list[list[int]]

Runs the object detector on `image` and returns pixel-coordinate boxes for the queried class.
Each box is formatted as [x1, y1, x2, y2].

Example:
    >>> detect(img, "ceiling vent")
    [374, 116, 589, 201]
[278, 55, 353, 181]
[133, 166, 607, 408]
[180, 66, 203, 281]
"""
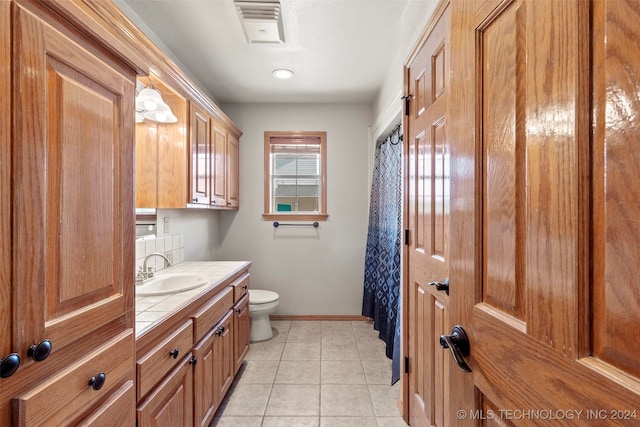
[234, 1, 285, 44]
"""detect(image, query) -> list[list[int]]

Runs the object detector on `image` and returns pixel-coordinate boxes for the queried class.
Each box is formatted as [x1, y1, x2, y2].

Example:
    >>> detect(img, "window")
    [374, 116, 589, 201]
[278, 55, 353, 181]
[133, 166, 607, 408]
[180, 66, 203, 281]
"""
[263, 131, 328, 220]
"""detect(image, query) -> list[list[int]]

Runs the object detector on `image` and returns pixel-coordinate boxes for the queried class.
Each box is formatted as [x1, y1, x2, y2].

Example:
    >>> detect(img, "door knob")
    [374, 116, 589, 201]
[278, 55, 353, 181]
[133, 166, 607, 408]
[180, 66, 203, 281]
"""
[0, 353, 20, 378]
[440, 325, 472, 373]
[428, 278, 449, 295]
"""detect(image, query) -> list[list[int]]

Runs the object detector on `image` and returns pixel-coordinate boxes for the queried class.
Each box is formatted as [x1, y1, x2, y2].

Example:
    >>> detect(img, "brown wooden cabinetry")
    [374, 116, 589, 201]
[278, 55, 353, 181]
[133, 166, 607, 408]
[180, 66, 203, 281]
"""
[1, 1, 141, 425]
[233, 294, 250, 374]
[189, 102, 241, 210]
[136, 76, 188, 209]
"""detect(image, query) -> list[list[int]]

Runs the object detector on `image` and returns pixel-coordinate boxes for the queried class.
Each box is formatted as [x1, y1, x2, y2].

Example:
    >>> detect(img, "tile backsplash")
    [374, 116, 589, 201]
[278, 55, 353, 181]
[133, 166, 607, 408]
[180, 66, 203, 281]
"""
[135, 234, 185, 275]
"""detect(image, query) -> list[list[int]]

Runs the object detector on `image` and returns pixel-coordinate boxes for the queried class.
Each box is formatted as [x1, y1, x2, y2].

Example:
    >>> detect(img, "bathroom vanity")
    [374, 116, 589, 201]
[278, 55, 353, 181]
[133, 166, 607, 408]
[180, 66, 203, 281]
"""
[134, 261, 250, 426]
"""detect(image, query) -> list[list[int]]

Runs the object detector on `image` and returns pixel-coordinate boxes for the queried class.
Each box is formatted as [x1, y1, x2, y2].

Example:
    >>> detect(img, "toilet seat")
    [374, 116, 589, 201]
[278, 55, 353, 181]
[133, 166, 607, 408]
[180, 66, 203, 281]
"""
[249, 289, 279, 304]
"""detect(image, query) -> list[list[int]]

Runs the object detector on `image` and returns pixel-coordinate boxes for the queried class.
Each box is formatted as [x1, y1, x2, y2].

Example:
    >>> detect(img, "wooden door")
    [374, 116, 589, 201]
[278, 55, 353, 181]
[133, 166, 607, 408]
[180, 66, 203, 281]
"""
[446, 0, 640, 424]
[211, 119, 228, 207]
[137, 357, 193, 427]
[193, 327, 217, 427]
[214, 311, 234, 403]
[405, 4, 451, 426]
[226, 132, 240, 209]
[190, 102, 211, 205]
[12, 3, 134, 362]
[233, 294, 250, 373]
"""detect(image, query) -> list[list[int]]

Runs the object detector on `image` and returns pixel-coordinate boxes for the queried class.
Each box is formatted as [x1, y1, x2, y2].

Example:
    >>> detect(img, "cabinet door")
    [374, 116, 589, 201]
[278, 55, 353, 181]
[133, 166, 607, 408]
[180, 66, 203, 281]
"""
[233, 294, 250, 374]
[76, 380, 135, 427]
[193, 310, 233, 427]
[137, 356, 193, 427]
[12, 3, 134, 360]
[226, 133, 240, 209]
[214, 311, 234, 405]
[211, 120, 227, 207]
[189, 102, 211, 205]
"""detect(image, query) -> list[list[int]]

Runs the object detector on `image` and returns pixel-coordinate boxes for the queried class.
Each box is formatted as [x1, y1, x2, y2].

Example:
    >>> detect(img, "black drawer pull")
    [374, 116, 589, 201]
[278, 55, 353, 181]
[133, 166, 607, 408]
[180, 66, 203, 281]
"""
[0, 353, 20, 378]
[169, 348, 179, 359]
[88, 372, 106, 391]
[28, 340, 52, 362]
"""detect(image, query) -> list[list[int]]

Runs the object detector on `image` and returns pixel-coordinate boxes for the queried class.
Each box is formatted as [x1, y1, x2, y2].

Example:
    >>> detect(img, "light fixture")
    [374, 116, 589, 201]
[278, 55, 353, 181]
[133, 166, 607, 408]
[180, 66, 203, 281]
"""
[272, 69, 294, 80]
[143, 103, 177, 123]
[135, 84, 177, 124]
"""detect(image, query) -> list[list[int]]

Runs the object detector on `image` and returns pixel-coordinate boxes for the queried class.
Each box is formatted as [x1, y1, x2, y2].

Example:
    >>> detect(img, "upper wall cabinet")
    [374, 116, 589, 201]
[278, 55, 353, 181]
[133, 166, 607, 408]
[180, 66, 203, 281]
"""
[189, 103, 241, 210]
[136, 76, 188, 209]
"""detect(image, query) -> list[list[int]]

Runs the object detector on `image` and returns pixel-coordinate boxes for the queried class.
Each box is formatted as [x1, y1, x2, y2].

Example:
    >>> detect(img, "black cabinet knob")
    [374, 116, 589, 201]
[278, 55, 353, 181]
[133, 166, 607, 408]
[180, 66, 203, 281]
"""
[169, 348, 179, 359]
[28, 339, 52, 362]
[189, 356, 197, 366]
[235, 308, 241, 314]
[88, 372, 106, 391]
[0, 353, 20, 378]
[242, 285, 248, 290]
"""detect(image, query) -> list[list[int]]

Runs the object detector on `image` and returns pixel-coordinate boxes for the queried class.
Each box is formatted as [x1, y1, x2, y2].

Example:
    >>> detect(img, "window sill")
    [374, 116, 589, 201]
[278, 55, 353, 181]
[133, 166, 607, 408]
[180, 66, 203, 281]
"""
[262, 213, 329, 221]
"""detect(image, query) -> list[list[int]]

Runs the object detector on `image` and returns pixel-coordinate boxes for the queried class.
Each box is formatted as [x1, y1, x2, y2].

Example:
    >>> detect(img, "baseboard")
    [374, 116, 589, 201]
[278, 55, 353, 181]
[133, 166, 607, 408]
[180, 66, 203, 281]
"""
[270, 314, 371, 322]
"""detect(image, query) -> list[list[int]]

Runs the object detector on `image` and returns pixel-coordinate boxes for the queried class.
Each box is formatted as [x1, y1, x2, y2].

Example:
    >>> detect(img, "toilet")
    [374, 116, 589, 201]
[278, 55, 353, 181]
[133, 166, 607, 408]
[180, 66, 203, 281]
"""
[249, 289, 280, 342]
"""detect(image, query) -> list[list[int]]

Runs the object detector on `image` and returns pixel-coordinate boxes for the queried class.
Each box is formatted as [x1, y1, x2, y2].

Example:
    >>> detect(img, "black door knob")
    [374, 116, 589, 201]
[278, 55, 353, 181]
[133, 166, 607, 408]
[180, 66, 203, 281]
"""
[0, 353, 20, 378]
[440, 325, 472, 373]
[28, 339, 52, 362]
[428, 278, 450, 295]
[88, 372, 106, 391]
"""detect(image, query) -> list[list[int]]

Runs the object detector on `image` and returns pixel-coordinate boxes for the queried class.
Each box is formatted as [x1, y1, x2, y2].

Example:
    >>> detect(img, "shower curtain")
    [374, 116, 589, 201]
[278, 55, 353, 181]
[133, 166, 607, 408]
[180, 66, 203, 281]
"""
[362, 124, 402, 384]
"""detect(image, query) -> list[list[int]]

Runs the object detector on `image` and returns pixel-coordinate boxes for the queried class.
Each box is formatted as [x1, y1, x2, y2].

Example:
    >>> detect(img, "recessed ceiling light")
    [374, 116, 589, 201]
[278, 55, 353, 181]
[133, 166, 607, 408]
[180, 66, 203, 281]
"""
[272, 69, 294, 80]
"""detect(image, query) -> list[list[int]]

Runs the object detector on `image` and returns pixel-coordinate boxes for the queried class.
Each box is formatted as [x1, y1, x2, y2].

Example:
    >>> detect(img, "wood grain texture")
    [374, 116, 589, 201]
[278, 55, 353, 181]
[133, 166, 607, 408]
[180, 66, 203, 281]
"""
[233, 294, 250, 374]
[226, 132, 240, 209]
[192, 287, 233, 343]
[480, 0, 526, 319]
[136, 356, 193, 427]
[190, 102, 211, 205]
[0, 1, 11, 358]
[76, 380, 136, 427]
[214, 311, 234, 410]
[591, 0, 640, 379]
[211, 119, 228, 207]
[193, 327, 217, 427]
[135, 121, 158, 208]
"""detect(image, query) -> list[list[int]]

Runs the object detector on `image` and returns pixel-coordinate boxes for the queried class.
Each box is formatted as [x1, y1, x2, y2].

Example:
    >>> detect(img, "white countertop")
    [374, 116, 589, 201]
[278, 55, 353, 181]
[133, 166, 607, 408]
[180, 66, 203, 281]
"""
[135, 261, 250, 336]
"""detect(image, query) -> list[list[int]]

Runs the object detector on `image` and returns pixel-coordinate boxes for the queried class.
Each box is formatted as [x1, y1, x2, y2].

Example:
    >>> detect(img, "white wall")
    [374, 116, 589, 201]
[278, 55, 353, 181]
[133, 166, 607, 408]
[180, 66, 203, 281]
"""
[156, 208, 220, 262]
[216, 104, 372, 315]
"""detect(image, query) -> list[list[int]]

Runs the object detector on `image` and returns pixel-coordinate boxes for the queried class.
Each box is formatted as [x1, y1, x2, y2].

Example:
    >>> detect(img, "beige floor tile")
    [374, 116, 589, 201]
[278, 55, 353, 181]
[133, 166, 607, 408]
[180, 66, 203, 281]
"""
[217, 384, 272, 416]
[321, 343, 361, 361]
[362, 360, 393, 384]
[369, 385, 402, 417]
[237, 360, 279, 384]
[355, 331, 385, 346]
[275, 360, 321, 384]
[210, 416, 263, 426]
[357, 342, 390, 362]
[266, 384, 320, 416]
[320, 360, 366, 384]
[246, 341, 285, 361]
[320, 417, 377, 427]
[322, 330, 356, 346]
[376, 416, 410, 427]
[321, 321, 355, 331]
[320, 385, 374, 417]
[281, 342, 321, 360]
[287, 327, 322, 342]
[262, 416, 319, 427]
[270, 320, 292, 331]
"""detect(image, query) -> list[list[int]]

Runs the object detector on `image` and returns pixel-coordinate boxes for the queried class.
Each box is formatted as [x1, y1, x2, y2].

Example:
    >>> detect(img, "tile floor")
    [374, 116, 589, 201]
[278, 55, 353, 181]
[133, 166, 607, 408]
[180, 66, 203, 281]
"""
[212, 320, 408, 426]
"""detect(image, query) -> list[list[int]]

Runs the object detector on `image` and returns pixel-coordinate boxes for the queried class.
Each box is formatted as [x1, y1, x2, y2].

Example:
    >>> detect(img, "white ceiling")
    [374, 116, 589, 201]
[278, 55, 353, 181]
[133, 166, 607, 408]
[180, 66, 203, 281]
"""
[120, 0, 438, 104]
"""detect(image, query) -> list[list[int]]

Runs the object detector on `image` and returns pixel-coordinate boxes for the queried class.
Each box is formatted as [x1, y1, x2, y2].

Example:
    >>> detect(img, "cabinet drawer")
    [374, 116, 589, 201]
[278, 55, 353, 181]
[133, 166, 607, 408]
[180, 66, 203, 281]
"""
[193, 286, 233, 343]
[231, 273, 250, 303]
[13, 329, 134, 426]
[137, 320, 193, 400]
[76, 380, 135, 426]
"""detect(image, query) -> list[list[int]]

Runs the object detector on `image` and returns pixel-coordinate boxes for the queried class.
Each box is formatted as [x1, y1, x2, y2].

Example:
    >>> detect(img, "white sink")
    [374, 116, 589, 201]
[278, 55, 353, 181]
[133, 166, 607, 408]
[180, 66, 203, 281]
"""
[136, 273, 209, 296]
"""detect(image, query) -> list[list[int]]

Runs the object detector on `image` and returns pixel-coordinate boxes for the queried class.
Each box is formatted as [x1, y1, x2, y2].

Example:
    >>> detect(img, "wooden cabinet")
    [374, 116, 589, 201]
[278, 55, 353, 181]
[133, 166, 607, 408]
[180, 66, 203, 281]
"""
[211, 119, 228, 207]
[226, 131, 241, 209]
[137, 355, 194, 427]
[136, 77, 188, 209]
[1, 1, 140, 425]
[188, 102, 241, 210]
[233, 294, 250, 374]
[193, 310, 233, 427]
[189, 102, 212, 206]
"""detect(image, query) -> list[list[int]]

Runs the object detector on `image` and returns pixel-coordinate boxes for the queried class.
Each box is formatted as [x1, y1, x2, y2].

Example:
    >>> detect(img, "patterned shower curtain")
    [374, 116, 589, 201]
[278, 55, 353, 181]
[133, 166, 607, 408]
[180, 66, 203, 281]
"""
[362, 124, 402, 384]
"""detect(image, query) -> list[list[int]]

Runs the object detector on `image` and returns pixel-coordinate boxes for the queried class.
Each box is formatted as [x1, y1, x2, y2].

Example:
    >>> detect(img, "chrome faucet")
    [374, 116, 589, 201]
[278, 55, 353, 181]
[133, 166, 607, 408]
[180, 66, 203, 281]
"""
[136, 252, 173, 283]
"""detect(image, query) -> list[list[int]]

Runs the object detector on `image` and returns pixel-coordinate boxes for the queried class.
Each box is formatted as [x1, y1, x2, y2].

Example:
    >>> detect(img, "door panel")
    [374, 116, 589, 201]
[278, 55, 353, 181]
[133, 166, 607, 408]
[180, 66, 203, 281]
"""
[591, 0, 640, 380]
[446, 0, 640, 425]
[406, 5, 450, 426]
[13, 6, 133, 355]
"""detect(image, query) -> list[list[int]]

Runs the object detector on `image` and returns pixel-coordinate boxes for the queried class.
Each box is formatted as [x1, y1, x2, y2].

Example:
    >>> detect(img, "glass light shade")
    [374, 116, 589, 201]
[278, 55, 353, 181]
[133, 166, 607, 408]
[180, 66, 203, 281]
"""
[136, 87, 163, 111]
[143, 103, 177, 123]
